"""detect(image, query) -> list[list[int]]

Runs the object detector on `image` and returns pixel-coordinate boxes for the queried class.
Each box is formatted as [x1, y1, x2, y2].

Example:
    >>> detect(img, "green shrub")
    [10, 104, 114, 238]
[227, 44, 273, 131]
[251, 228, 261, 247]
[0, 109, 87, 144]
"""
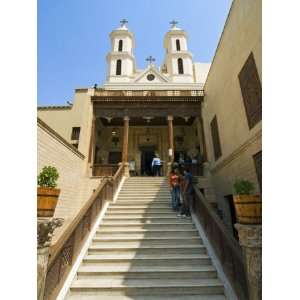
[233, 178, 255, 195]
[37, 166, 59, 188]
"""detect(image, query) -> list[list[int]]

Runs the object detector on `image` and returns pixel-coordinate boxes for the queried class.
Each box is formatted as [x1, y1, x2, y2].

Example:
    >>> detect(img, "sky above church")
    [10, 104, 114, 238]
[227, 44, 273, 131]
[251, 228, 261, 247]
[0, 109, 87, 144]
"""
[38, 0, 232, 106]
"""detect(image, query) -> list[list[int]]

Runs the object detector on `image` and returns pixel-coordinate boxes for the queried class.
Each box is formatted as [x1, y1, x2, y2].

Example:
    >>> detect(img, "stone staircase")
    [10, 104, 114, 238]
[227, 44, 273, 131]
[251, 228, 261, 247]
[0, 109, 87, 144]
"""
[65, 177, 227, 300]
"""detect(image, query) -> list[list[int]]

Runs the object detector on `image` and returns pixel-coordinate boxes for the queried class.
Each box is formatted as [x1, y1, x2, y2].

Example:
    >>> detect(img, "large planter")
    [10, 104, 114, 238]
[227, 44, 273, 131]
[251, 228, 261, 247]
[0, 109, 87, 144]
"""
[233, 194, 261, 224]
[37, 187, 60, 217]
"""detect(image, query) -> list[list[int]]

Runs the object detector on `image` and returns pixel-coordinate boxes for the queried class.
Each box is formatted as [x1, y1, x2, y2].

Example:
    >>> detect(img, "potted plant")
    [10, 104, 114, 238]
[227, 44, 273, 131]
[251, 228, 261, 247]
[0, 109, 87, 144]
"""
[233, 178, 261, 224]
[37, 166, 60, 217]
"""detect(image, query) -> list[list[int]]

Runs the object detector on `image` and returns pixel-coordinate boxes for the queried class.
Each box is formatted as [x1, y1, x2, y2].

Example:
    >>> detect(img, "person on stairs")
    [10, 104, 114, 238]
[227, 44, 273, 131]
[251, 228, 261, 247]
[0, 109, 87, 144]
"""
[178, 167, 194, 218]
[168, 167, 181, 211]
[152, 154, 162, 176]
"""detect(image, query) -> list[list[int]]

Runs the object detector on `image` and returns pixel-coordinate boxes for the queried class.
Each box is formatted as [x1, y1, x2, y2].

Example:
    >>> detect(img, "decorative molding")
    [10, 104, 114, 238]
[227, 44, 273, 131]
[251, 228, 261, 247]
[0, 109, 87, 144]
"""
[37, 106, 72, 110]
[37, 118, 85, 159]
[211, 129, 262, 174]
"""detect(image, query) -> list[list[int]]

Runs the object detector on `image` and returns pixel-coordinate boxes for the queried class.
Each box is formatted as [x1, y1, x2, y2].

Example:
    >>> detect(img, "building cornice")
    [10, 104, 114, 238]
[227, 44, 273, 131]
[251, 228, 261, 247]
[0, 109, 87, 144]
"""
[37, 105, 72, 110]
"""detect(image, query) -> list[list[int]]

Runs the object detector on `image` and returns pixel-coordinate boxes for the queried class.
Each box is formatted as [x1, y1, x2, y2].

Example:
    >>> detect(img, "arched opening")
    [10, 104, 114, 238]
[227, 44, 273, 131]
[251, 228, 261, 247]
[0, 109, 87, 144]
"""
[176, 39, 181, 51]
[116, 59, 122, 75]
[118, 40, 123, 52]
[178, 58, 184, 74]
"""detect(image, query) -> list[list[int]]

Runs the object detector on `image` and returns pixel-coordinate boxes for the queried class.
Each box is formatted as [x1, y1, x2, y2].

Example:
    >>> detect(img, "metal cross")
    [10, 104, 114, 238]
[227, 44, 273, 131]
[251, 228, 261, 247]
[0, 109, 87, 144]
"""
[120, 19, 128, 26]
[170, 20, 178, 27]
[146, 56, 155, 65]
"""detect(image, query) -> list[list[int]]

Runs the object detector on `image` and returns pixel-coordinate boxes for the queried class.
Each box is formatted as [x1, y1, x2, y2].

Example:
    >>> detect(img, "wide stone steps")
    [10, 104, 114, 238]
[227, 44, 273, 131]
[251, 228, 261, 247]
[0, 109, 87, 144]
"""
[64, 177, 226, 299]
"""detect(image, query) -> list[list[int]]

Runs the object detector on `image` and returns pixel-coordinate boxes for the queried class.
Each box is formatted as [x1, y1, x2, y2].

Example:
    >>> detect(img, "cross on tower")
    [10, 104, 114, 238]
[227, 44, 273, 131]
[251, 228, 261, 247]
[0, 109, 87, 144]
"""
[146, 56, 155, 65]
[170, 20, 178, 27]
[120, 19, 128, 27]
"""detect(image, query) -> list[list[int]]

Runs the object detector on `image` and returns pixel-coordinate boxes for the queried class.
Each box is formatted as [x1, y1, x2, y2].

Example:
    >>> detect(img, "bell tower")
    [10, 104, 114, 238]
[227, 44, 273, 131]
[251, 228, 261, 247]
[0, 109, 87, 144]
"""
[163, 21, 194, 83]
[106, 19, 136, 82]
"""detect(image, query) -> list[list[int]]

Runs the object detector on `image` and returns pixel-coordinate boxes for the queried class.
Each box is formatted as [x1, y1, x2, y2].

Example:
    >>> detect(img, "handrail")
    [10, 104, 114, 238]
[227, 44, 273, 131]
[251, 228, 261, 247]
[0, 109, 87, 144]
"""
[192, 185, 249, 299]
[44, 163, 125, 300]
[48, 179, 107, 267]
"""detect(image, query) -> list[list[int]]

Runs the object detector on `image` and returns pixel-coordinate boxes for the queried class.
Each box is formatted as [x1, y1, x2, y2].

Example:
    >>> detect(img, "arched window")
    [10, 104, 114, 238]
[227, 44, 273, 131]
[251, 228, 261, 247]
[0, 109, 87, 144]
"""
[178, 58, 184, 74]
[118, 40, 123, 52]
[176, 39, 180, 51]
[116, 59, 122, 75]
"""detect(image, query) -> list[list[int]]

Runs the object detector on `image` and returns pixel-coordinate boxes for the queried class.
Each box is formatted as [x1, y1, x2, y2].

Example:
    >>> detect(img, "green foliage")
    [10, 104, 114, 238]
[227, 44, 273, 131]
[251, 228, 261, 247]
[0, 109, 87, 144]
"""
[233, 178, 255, 195]
[37, 166, 59, 188]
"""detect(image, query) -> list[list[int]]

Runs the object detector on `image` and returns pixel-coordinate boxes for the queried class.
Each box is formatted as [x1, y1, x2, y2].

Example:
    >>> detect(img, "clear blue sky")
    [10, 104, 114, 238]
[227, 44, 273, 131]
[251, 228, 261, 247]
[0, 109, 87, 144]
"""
[38, 0, 232, 106]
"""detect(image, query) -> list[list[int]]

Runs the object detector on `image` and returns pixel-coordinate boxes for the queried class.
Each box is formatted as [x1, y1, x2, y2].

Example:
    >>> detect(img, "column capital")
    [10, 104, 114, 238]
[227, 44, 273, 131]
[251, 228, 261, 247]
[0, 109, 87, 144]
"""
[167, 115, 173, 121]
[123, 116, 130, 121]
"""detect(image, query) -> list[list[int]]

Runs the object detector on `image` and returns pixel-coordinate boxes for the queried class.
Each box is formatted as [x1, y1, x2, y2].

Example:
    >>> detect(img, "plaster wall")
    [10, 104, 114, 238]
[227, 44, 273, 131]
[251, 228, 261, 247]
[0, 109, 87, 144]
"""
[37, 120, 102, 243]
[202, 0, 262, 209]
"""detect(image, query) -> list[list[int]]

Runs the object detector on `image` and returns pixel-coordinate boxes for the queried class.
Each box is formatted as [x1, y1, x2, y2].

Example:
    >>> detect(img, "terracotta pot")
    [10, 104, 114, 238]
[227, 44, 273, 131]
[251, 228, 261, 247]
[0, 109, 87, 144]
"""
[37, 187, 60, 217]
[233, 194, 261, 224]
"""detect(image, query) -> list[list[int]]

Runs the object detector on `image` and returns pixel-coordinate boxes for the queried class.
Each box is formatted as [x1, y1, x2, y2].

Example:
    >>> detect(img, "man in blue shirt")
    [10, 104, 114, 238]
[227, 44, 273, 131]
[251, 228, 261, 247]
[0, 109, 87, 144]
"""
[178, 167, 193, 217]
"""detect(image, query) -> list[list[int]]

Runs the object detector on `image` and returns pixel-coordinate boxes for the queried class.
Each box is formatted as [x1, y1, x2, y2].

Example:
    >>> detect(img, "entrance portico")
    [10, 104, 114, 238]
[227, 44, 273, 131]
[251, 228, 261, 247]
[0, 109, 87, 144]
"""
[89, 89, 205, 177]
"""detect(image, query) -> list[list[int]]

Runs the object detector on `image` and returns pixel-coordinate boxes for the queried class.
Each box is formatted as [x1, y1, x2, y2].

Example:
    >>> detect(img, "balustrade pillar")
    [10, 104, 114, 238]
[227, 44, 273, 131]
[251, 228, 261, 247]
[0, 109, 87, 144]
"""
[37, 218, 63, 300]
[122, 116, 130, 177]
[235, 224, 262, 300]
[167, 115, 174, 174]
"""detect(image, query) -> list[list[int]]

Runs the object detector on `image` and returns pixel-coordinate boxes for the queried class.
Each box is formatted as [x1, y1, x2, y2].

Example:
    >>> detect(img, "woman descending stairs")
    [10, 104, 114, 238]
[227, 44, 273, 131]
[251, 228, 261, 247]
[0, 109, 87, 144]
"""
[64, 177, 227, 300]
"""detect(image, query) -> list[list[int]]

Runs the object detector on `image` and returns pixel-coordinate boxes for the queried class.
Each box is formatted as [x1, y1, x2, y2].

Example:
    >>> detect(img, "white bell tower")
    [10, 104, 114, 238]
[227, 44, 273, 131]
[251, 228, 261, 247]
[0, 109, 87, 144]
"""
[163, 21, 194, 83]
[106, 19, 136, 83]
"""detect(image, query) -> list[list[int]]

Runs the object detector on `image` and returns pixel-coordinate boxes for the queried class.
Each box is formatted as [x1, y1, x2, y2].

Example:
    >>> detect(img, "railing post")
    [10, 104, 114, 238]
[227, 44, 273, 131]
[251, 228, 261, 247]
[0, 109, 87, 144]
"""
[235, 224, 262, 300]
[37, 218, 63, 300]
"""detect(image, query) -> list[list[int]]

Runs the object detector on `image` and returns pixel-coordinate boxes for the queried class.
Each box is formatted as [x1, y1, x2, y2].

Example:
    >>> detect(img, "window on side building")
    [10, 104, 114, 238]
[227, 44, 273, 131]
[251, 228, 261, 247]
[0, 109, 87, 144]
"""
[238, 52, 262, 129]
[71, 127, 80, 140]
[210, 115, 222, 161]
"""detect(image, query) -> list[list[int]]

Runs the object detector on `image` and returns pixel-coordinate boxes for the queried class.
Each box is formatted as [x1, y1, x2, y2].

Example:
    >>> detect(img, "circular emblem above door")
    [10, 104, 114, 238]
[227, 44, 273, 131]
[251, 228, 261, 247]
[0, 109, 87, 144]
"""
[147, 74, 155, 81]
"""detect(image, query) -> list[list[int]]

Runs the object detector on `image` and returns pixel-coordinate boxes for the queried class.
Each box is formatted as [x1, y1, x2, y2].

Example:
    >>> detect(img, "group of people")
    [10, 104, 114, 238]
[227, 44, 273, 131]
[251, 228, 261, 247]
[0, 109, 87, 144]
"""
[168, 166, 194, 218]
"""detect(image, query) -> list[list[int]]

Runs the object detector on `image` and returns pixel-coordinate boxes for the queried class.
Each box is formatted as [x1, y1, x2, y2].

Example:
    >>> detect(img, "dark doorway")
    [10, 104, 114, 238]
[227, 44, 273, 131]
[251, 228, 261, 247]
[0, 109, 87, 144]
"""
[108, 152, 122, 164]
[140, 147, 156, 176]
[224, 194, 239, 240]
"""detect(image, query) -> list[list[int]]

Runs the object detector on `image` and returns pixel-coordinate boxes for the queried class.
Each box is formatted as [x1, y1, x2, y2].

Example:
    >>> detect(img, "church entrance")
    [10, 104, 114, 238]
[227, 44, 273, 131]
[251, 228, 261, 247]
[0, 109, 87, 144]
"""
[140, 147, 156, 176]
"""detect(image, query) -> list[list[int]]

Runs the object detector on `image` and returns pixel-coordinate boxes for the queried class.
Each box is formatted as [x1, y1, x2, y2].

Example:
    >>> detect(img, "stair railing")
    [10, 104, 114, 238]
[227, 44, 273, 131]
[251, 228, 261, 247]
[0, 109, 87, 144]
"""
[43, 163, 125, 300]
[192, 185, 249, 300]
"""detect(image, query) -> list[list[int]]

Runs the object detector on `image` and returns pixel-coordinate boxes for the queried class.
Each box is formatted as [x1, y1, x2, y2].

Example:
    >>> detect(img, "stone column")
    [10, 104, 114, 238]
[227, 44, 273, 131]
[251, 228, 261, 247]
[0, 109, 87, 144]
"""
[37, 218, 63, 300]
[88, 113, 96, 164]
[235, 224, 262, 300]
[122, 116, 130, 177]
[167, 115, 174, 174]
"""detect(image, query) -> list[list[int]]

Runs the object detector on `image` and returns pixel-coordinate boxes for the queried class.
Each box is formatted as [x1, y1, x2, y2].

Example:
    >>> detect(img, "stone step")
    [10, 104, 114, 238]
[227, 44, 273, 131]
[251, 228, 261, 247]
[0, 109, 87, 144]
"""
[70, 278, 224, 296]
[110, 202, 172, 207]
[98, 223, 196, 230]
[92, 237, 202, 247]
[66, 294, 226, 300]
[102, 217, 193, 223]
[77, 265, 216, 280]
[107, 204, 172, 212]
[88, 245, 206, 255]
[105, 213, 177, 218]
[95, 229, 199, 238]
[82, 254, 210, 267]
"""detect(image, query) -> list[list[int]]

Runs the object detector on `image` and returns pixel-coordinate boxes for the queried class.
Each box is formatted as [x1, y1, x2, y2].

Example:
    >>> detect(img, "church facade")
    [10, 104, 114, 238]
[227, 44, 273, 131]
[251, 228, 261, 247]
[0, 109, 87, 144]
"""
[38, 21, 210, 178]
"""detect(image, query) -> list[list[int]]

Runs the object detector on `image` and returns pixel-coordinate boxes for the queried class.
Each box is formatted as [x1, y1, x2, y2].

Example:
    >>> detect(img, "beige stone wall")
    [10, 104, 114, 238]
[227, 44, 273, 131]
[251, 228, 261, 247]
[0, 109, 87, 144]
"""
[202, 0, 262, 210]
[37, 119, 102, 242]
